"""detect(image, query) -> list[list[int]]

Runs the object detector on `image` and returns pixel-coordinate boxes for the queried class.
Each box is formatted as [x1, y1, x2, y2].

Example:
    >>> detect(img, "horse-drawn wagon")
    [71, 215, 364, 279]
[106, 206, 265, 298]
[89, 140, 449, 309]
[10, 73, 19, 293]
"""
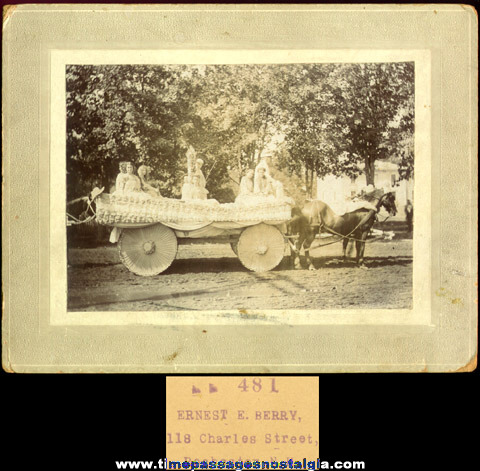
[92, 191, 293, 276]
[69, 183, 398, 275]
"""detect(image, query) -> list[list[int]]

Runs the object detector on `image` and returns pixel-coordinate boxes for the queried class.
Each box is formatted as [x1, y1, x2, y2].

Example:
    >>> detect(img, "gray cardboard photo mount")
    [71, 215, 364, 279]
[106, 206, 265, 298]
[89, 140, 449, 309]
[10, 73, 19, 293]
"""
[2, 4, 477, 372]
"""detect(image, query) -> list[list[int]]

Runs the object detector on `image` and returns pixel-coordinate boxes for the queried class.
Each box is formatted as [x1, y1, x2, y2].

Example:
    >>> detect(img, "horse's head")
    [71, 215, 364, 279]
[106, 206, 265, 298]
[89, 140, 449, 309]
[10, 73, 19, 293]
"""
[380, 192, 397, 216]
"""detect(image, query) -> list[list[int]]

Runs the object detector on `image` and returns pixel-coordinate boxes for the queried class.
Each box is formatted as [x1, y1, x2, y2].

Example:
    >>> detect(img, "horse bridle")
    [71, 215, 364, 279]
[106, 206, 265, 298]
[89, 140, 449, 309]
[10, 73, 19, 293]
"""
[375, 192, 397, 222]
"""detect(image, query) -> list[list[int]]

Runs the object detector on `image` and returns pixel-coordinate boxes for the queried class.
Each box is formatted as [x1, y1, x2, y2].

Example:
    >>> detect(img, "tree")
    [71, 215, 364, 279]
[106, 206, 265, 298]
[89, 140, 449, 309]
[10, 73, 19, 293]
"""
[66, 65, 185, 198]
[66, 62, 414, 204]
[275, 62, 414, 194]
[169, 64, 284, 200]
[274, 64, 361, 197]
[332, 62, 415, 186]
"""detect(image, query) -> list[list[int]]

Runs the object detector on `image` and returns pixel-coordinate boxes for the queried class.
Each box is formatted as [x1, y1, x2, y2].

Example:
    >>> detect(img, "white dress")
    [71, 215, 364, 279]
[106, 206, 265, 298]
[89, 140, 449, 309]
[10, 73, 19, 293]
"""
[235, 175, 257, 204]
[181, 182, 193, 200]
[239, 175, 254, 195]
[193, 168, 207, 192]
[254, 158, 271, 177]
[191, 185, 208, 201]
[254, 175, 274, 198]
[115, 172, 128, 192]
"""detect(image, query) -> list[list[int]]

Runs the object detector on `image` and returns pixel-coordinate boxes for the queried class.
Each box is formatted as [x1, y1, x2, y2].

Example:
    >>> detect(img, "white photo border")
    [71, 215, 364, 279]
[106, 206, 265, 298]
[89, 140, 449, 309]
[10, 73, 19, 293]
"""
[51, 49, 431, 326]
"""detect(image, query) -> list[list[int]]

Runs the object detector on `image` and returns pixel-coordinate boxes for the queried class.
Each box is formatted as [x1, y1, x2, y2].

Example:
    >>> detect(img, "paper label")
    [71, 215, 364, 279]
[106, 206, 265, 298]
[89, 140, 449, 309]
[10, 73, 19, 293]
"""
[166, 377, 319, 463]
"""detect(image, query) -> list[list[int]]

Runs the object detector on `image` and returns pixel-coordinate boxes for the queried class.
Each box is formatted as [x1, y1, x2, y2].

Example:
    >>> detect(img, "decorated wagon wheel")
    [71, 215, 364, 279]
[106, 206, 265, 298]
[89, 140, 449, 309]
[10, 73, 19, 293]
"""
[237, 224, 286, 272]
[118, 224, 177, 276]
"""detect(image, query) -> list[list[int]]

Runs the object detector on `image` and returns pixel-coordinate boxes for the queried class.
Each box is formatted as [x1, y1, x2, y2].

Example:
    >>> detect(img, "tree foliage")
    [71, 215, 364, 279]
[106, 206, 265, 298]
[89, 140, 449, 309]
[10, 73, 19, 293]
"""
[332, 62, 415, 186]
[274, 62, 414, 195]
[66, 62, 414, 202]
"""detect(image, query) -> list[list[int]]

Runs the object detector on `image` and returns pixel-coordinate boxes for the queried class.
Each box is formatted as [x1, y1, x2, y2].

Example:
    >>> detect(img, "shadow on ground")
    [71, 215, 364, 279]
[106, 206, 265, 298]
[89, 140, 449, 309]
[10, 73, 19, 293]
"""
[157, 255, 412, 275]
[68, 253, 412, 276]
[311, 256, 413, 270]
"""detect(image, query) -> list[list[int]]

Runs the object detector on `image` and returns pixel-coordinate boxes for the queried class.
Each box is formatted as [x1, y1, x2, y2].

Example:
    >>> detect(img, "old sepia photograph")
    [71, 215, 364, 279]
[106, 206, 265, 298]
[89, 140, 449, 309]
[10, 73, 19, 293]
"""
[65, 60, 415, 313]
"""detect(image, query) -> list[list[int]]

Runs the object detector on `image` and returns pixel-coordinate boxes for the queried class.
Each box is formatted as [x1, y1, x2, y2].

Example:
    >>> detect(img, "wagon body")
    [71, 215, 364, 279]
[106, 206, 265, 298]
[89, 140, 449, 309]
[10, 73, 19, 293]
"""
[95, 193, 292, 276]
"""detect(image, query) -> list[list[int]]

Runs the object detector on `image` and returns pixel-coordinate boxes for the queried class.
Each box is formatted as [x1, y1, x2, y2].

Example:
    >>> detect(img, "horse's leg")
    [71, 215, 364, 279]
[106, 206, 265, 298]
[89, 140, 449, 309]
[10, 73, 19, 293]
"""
[288, 240, 297, 269]
[343, 238, 349, 262]
[356, 232, 369, 268]
[304, 231, 317, 271]
[294, 233, 305, 269]
[347, 240, 355, 257]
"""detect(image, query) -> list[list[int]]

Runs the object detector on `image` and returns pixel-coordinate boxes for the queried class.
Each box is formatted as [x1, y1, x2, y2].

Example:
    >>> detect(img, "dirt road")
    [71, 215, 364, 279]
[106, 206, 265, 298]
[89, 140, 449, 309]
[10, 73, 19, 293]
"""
[68, 238, 412, 311]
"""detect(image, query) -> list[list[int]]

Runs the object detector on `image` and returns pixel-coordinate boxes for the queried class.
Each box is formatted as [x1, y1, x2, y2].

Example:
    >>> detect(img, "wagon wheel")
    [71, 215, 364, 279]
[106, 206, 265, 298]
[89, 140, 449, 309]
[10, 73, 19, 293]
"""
[237, 224, 286, 272]
[118, 224, 177, 276]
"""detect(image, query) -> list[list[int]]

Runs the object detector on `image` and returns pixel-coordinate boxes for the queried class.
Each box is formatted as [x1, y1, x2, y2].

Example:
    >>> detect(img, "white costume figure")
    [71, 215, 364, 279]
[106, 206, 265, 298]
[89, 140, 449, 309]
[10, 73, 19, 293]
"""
[182, 152, 217, 204]
[138, 165, 161, 198]
[254, 155, 271, 178]
[254, 155, 286, 201]
[112, 161, 152, 202]
[123, 162, 142, 192]
[254, 167, 275, 200]
[186, 146, 197, 180]
[239, 169, 255, 196]
[113, 161, 142, 196]
[115, 162, 129, 192]
[272, 179, 295, 206]
[235, 169, 257, 204]
[193, 158, 208, 192]
[181, 175, 193, 201]
[346, 184, 381, 212]
[273, 179, 285, 199]
[190, 175, 208, 200]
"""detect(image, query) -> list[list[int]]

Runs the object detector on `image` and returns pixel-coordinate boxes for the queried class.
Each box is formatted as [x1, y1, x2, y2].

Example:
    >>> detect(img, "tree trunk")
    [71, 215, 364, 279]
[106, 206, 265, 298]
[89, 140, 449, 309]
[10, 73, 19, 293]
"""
[365, 157, 375, 186]
[304, 169, 309, 198]
[309, 170, 313, 199]
[305, 168, 314, 199]
[311, 170, 317, 199]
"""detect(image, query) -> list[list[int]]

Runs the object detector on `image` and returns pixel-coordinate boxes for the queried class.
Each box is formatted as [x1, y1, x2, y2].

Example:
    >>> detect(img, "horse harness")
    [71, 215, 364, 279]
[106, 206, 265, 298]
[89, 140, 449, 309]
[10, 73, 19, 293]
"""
[286, 195, 392, 251]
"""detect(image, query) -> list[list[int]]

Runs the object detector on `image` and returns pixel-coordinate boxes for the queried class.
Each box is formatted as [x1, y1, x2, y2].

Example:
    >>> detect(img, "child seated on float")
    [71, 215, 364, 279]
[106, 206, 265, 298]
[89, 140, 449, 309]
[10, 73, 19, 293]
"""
[253, 167, 276, 201]
[235, 169, 256, 204]
[138, 164, 161, 198]
[181, 175, 193, 201]
[113, 162, 150, 200]
[115, 162, 129, 192]
[346, 184, 382, 212]
[190, 175, 208, 200]
[123, 162, 141, 192]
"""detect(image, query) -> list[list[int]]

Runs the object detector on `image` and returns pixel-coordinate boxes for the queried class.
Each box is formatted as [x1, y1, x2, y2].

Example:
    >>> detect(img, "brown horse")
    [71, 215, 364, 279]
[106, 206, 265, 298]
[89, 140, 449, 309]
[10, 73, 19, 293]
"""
[288, 192, 397, 269]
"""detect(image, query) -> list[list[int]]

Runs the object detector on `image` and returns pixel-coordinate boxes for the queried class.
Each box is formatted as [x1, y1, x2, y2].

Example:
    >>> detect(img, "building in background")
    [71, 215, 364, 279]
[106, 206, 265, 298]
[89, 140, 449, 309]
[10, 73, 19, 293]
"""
[316, 161, 413, 218]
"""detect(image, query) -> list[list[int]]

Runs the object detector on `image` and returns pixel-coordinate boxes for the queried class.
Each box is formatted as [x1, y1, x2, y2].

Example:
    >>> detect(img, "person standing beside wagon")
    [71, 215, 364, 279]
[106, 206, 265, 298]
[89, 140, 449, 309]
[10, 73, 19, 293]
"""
[405, 199, 413, 232]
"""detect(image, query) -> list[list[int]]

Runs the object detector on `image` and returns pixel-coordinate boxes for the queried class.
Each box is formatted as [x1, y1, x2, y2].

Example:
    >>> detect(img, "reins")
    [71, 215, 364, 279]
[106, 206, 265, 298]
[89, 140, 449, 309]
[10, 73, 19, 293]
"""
[288, 193, 395, 250]
[285, 211, 378, 251]
[66, 193, 99, 226]
[322, 211, 391, 244]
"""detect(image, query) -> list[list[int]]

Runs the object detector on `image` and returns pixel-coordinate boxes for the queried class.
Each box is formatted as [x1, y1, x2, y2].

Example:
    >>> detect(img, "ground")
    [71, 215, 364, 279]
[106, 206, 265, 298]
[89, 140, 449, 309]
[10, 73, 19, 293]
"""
[67, 236, 412, 311]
